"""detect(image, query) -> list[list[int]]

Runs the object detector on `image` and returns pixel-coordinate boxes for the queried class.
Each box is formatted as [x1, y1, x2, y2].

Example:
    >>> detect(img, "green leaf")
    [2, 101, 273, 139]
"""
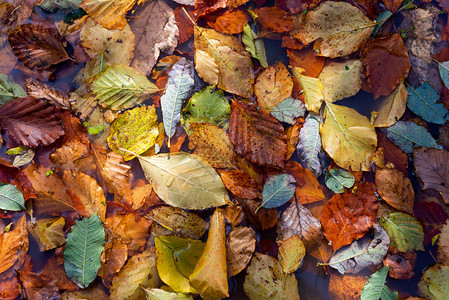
[6, 146, 29, 155]
[64, 214, 105, 288]
[296, 114, 322, 177]
[0, 183, 25, 211]
[39, 0, 82, 12]
[380, 212, 424, 252]
[259, 174, 296, 210]
[437, 60, 449, 89]
[138, 152, 230, 210]
[182, 86, 230, 132]
[161, 58, 194, 147]
[406, 82, 447, 124]
[373, 10, 393, 36]
[155, 236, 205, 293]
[90, 64, 158, 110]
[361, 267, 398, 300]
[143, 288, 193, 300]
[418, 264, 449, 300]
[0, 74, 27, 105]
[325, 168, 355, 194]
[242, 23, 268, 68]
[107, 106, 159, 161]
[328, 223, 390, 274]
[382, 121, 441, 153]
[270, 97, 306, 125]
[83, 122, 104, 135]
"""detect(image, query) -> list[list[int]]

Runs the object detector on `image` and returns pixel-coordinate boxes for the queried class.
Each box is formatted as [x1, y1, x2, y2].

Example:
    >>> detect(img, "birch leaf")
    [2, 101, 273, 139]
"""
[138, 152, 230, 210]
[90, 65, 158, 110]
[297, 114, 322, 177]
[161, 58, 194, 146]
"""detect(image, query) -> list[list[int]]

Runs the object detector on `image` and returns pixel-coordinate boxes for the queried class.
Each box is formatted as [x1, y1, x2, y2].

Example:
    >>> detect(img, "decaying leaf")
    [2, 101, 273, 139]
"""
[329, 272, 367, 300]
[406, 82, 447, 125]
[25, 78, 70, 109]
[291, 70, 324, 114]
[0, 183, 25, 211]
[98, 238, 128, 287]
[226, 226, 256, 278]
[242, 23, 268, 68]
[418, 264, 449, 300]
[143, 288, 193, 300]
[219, 169, 261, 200]
[255, 6, 295, 33]
[373, 83, 407, 127]
[27, 217, 65, 251]
[260, 174, 296, 210]
[297, 114, 322, 177]
[0, 74, 26, 104]
[285, 161, 325, 205]
[325, 168, 355, 194]
[375, 168, 415, 214]
[383, 253, 415, 280]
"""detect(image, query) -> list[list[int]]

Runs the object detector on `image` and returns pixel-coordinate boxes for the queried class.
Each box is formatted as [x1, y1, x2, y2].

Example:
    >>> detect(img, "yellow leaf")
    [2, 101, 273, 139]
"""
[320, 102, 377, 171]
[190, 208, 229, 299]
[255, 61, 293, 112]
[80, 0, 136, 30]
[291, 67, 324, 114]
[27, 217, 65, 251]
[277, 235, 305, 274]
[195, 50, 219, 85]
[373, 83, 407, 127]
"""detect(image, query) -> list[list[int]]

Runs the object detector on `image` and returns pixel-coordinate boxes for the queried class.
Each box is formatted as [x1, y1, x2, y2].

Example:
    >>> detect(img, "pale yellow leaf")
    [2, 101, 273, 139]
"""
[278, 235, 305, 274]
[195, 49, 219, 85]
[373, 83, 407, 127]
[291, 67, 324, 113]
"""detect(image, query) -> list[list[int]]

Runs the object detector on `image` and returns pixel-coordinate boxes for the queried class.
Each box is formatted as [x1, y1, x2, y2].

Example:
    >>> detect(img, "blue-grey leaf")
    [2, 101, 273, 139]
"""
[361, 267, 398, 300]
[39, 0, 82, 12]
[161, 58, 194, 145]
[406, 82, 447, 124]
[438, 60, 449, 88]
[0, 183, 25, 211]
[325, 168, 355, 194]
[260, 174, 296, 210]
[329, 223, 390, 274]
[270, 97, 306, 125]
[373, 10, 393, 36]
[64, 214, 105, 288]
[0, 74, 27, 105]
[382, 121, 441, 153]
[296, 114, 322, 177]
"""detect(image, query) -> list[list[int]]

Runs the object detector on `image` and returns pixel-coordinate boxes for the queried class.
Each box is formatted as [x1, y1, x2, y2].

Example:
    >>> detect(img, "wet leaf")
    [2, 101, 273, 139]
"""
[288, 46, 325, 77]
[375, 168, 415, 214]
[255, 62, 293, 112]
[406, 82, 447, 125]
[291, 70, 324, 114]
[325, 168, 355, 194]
[64, 214, 105, 288]
[129, 0, 178, 76]
[143, 288, 193, 300]
[226, 226, 256, 278]
[80, 0, 135, 29]
[329, 273, 367, 300]
[373, 83, 407, 127]
[361, 267, 398, 300]
[380, 212, 424, 252]
[182, 86, 230, 131]
[18, 268, 60, 300]
[438, 220, 449, 264]
[295, 1, 374, 57]
[243, 252, 299, 300]
[382, 121, 441, 154]
[98, 238, 127, 287]
[207, 9, 247, 35]
[413, 148, 449, 204]
[0, 215, 28, 274]
[161, 58, 194, 145]
[0, 97, 65, 147]
[321, 102, 377, 171]
[219, 169, 261, 200]
[278, 235, 305, 274]
[260, 174, 296, 210]
[90, 64, 158, 110]
[242, 23, 267, 68]
[383, 253, 414, 279]
[155, 235, 205, 293]
[25, 78, 70, 109]
[297, 114, 322, 177]
[321, 183, 378, 250]
[190, 208, 229, 299]
[255, 6, 295, 33]
[39, 0, 82, 12]
[138, 152, 230, 210]
[270, 97, 306, 125]
[51, 139, 95, 175]
[328, 223, 390, 274]
[0, 74, 26, 105]
[285, 161, 325, 205]
[418, 264, 449, 300]
[27, 217, 65, 251]
[147, 206, 208, 240]
[229, 101, 287, 168]
[437, 60, 449, 88]
[108, 106, 159, 161]
[12, 148, 34, 167]
[0, 183, 25, 211]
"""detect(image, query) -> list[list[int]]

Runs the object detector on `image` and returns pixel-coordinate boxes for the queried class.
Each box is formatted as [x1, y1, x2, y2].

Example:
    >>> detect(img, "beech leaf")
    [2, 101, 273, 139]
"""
[380, 212, 424, 252]
[375, 168, 415, 214]
[143, 288, 193, 300]
[418, 264, 449, 300]
[27, 217, 65, 251]
[361, 267, 398, 300]
[296, 114, 322, 177]
[259, 174, 296, 210]
[278, 235, 306, 274]
[39, 0, 82, 12]
[161, 58, 194, 146]
[270, 97, 306, 125]
[437, 60, 449, 88]
[0, 183, 25, 211]
[0, 215, 28, 274]
[226, 226, 256, 278]
[406, 82, 447, 125]
[138, 152, 230, 210]
[373, 83, 407, 127]
[0, 74, 26, 104]
[64, 214, 106, 288]
[325, 168, 355, 194]
[291, 70, 324, 114]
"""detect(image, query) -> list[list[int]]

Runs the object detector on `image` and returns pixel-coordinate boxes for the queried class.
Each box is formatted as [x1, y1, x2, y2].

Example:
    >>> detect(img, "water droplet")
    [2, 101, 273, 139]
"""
[89, 258, 93, 262]
[165, 177, 175, 187]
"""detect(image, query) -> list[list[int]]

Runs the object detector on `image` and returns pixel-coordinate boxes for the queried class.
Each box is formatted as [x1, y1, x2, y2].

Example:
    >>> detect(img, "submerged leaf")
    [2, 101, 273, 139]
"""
[278, 235, 306, 274]
[325, 168, 355, 194]
[361, 267, 398, 300]
[375, 168, 415, 214]
[406, 82, 447, 125]
[418, 264, 449, 300]
[260, 174, 296, 210]
[138, 152, 229, 210]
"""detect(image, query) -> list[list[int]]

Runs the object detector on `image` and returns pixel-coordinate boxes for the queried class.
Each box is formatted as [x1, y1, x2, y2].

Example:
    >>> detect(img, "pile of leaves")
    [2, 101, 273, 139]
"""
[1, 0, 449, 299]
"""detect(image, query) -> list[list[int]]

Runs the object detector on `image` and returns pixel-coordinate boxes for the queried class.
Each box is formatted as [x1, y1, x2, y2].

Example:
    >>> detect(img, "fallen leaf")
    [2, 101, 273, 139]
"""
[381, 0, 404, 12]
[260, 173, 296, 210]
[361, 267, 398, 300]
[0, 215, 28, 274]
[375, 168, 415, 214]
[383, 253, 414, 279]
[98, 238, 128, 287]
[287, 46, 325, 77]
[174, 5, 194, 45]
[238, 198, 278, 231]
[321, 182, 378, 250]
[255, 7, 295, 33]
[291, 70, 324, 114]
[297, 114, 322, 177]
[285, 161, 325, 205]
[226, 226, 256, 278]
[362, 33, 411, 98]
[25, 78, 70, 109]
[277, 235, 305, 273]
[207, 9, 247, 34]
[418, 264, 449, 300]
[270, 98, 305, 125]
[325, 168, 355, 194]
[39, 0, 82, 12]
[143, 288, 193, 300]
[380, 212, 424, 252]
[373, 83, 407, 127]
[190, 209, 229, 299]
[18, 269, 59, 300]
[27, 217, 65, 251]
[406, 81, 447, 125]
[438, 220, 449, 264]
[219, 169, 261, 200]
[255, 62, 293, 112]
[328, 272, 367, 300]
[138, 152, 230, 210]
[194, 0, 226, 21]
[413, 148, 449, 204]
[242, 23, 268, 68]
[229, 101, 287, 168]
[80, 0, 136, 29]
[243, 252, 299, 300]
[62, 284, 109, 299]
[0, 74, 26, 105]
[295, 1, 374, 57]
[285, 123, 300, 160]
[0, 183, 25, 211]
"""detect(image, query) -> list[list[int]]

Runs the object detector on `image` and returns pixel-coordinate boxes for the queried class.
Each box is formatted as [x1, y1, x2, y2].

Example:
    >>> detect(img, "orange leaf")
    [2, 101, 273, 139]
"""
[237, 198, 278, 231]
[229, 101, 287, 168]
[219, 169, 261, 199]
[287, 46, 325, 77]
[195, 0, 227, 21]
[375, 168, 415, 214]
[0, 215, 28, 274]
[328, 272, 366, 300]
[255, 7, 295, 33]
[174, 6, 194, 45]
[207, 10, 248, 35]
[381, 0, 404, 12]
[285, 161, 325, 205]
[321, 182, 378, 250]
[99, 238, 128, 287]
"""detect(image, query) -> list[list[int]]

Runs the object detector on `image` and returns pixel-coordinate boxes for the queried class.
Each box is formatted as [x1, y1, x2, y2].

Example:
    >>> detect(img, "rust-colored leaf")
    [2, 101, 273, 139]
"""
[174, 6, 194, 45]
[229, 101, 287, 168]
[255, 7, 295, 33]
[375, 168, 415, 214]
[382, 0, 404, 13]
[18, 269, 59, 300]
[207, 10, 248, 35]
[328, 272, 366, 300]
[195, 0, 227, 20]
[51, 139, 96, 176]
[383, 253, 415, 279]
[285, 161, 325, 205]
[321, 182, 378, 250]
[25, 78, 70, 109]
[219, 169, 261, 199]
[99, 238, 128, 288]
[237, 198, 278, 231]
[40, 248, 77, 292]
[287, 46, 325, 78]
[0, 215, 28, 274]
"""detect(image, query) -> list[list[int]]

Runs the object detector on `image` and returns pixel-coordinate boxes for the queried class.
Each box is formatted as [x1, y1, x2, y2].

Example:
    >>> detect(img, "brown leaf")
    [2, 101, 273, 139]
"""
[229, 101, 287, 168]
[174, 5, 194, 45]
[51, 139, 96, 176]
[362, 33, 411, 98]
[0, 97, 65, 147]
[321, 182, 378, 250]
[25, 78, 70, 109]
[207, 10, 248, 35]
[287, 46, 325, 77]
[286, 123, 301, 160]
[227, 0, 250, 9]
[237, 198, 278, 231]
[381, 0, 404, 12]
[194, 0, 227, 21]
[226, 226, 256, 278]
[40, 248, 77, 292]
[80, 0, 135, 30]
[18, 269, 59, 300]
[0, 215, 28, 274]
[219, 169, 261, 199]
[99, 238, 128, 288]
[225, 203, 246, 227]
[0, 272, 19, 300]
[383, 253, 415, 279]
[255, 7, 295, 33]
[414, 200, 448, 245]
[328, 272, 366, 300]
[376, 168, 415, 214]
[285, 161, 326, 205]
[414, 148, 449, 204]
[27, 217, 65, 251]
[8, 24, 71, 71]
[277, 200, 322, 251]
[377, 130, 408, 175]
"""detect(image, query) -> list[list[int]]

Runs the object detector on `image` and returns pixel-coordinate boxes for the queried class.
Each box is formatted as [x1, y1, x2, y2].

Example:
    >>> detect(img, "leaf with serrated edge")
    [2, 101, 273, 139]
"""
[143, 288, 193, 300]
[80, 0, 136, 29]
[278, 235, 305, 274]
[242, 23, 267, 68]
[297, 114, 322, 177]
[226, 226, 256, 278]
[270, 97, 306, 125]
[380, 212, 424, 252]
[361, 267, 398, 300]
[419, 264, 449, 300]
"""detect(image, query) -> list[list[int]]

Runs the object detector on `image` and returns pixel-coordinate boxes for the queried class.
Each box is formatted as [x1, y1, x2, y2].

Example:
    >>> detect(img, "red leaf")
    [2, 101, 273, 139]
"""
[195, 0, 227, 21]
[320, 182, 378, 250]
[229, 101, 287, 168]
[174, 6, 194, 45]
[383, 253, 415, 279]
[0, 97, 64, 147]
